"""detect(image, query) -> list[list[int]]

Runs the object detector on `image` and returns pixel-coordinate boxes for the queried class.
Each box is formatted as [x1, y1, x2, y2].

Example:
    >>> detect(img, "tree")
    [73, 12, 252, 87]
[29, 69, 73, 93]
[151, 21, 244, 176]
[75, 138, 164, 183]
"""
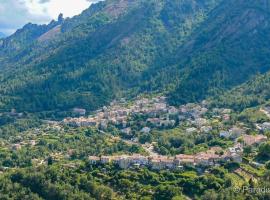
[201, 189, 219, 200]
[266, 161, 270, 170]
[258, 142, 270, 160]
[47, 156, 53, 165]
[94, 186, 113, 200]
[139, 134, 153, 144]
[154, 185, 182, 200]
[243, 146, 252, 156]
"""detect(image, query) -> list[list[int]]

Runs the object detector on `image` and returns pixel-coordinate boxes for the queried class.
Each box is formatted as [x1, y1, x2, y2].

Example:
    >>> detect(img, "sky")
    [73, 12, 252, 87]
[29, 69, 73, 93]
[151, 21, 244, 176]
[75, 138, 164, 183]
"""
[0, 0, 100, 35]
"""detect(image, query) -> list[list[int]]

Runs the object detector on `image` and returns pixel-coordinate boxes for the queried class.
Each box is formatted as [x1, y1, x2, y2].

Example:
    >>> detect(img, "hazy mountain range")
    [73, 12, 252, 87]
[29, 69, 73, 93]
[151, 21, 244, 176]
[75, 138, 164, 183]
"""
[0, 32, 6, 39]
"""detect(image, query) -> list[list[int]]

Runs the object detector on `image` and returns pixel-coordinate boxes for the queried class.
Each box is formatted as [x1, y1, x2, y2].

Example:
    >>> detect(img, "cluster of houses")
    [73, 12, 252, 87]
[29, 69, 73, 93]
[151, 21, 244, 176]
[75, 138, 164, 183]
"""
[62, 96, 233, 135]
[181, 106, 233, 134]
[88, 131, 268, 170]
[219, 127, 246, 139]
[11, 140, 36, 150]
[62, 96, 269, 141]
[256, 107, 270, 132]
[61, 96, 270, 171]
[0, 109, 23, 118]
[88, 145, 243, 170]
[63, 96, 179, 131]
[242, 134, 267, 146]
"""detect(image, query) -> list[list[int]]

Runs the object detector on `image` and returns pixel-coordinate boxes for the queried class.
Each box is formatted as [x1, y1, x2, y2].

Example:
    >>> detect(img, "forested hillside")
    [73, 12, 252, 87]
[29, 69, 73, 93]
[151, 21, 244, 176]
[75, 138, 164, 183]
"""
[211, 71, 270, 111]
[1, 0, 270, 114]
[169, 0, 270, 104]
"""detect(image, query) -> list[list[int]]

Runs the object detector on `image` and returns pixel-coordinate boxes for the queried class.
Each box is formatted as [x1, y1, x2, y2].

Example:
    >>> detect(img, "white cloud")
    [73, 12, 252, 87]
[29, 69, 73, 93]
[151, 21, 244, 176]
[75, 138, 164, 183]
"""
[0, 0, 98, 35]
[45, 0, 92, 19]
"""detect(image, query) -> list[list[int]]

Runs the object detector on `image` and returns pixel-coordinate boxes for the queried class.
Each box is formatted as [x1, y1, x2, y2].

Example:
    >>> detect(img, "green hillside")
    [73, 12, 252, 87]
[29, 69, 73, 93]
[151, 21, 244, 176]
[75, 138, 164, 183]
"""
[1, 0, 270, 115]
[211, 71, 270, 111]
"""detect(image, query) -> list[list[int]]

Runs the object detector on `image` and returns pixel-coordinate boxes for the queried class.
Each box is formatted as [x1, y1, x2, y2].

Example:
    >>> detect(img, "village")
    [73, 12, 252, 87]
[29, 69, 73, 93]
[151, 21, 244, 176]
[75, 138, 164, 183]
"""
[62, 96, 236, 134]
[59, 96, 270, 171]
[4, 96, 270, 172]
[62, 96, 176, 131]
[62, 96, 270, 136]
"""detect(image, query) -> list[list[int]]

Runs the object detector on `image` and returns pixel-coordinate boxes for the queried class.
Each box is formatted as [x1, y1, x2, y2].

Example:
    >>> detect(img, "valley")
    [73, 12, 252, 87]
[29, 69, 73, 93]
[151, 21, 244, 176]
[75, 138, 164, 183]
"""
[1, 95, 270, 199]
[1, 0, 270, 199]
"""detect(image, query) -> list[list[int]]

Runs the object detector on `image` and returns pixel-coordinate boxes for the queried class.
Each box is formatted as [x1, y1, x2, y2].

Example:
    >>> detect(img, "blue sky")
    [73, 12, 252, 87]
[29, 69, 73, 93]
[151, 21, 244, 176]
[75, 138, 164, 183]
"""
[0, 0, 100, 35]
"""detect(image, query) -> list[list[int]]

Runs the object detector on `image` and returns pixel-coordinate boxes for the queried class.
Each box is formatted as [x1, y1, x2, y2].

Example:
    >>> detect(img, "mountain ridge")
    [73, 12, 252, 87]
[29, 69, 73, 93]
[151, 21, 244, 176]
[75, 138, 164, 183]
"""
[0, 0, 270, 115]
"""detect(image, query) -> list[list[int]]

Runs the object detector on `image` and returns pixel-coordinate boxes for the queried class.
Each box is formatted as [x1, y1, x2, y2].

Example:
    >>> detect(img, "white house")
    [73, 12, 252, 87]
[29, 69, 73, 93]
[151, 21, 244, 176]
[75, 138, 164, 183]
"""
[220, 131, 230, 138]
[141, 127, 151, 134]
[186, 127, 197, 134]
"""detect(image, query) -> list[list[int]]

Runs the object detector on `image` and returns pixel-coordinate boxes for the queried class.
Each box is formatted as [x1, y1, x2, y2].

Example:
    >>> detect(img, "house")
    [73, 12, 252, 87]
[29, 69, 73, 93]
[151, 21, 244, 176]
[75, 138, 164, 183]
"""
[121, 127, 132, 135]
[200, 126, 212, 133]
[160, 157, 175, 169]
[118, 156, 131, 169]
[117, 109, 129, 117]
[200, 107, 208, 115]
[195, 152, 219, 166]
[150, 156, 174, 170]
[229, 127, 245, 139]
[261, 122, 270, 131]
[101, 156, 112, 164]
[29, 140, 36, 146]
[186, 127, 197, 134]
[10, 108, 17, 116]
[99, 120, 108, 130]
[222, 109, 232, 114]
[230, 153, 242, 163]
[195, 156, 211, 166]
[228, 143, 243, 154]
[141, 127, 151, 134]
[223, 114, 230, 121]
[12, 144, 21, 150]
[81, 119, 97, 127]
[89, 156, 100, 164]
[179, 106, 188, 114]
[220, 131, 230, 138]
[160, 119, 176, 127]
[250, 161, 264, 168]
[154, 103, 167, 112]
[242, 134, 268, 146]
[130, 154, 149, 166]
[178, 115, 186, 121]
[150, 158, 163, 170]
[175, 155, 195, 166]
[147, 118, 161, 126]
[72, 108, 86, 116]
[104, 154, 150, 169]
[115, 116, 128, 125]
[102, 106, 108, 112]
[168, 107, 179, 115]
[194, 118, 208, 127]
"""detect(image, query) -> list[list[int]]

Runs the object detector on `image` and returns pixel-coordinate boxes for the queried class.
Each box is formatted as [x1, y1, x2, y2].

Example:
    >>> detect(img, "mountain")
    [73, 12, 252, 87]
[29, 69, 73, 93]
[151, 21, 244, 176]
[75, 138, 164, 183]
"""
[210, 71, 270, 111]
[0, 14, 64, 54]
[0, 0, 270, 115]
[168, 0, 270, 104]
[0, 32, 6, 39]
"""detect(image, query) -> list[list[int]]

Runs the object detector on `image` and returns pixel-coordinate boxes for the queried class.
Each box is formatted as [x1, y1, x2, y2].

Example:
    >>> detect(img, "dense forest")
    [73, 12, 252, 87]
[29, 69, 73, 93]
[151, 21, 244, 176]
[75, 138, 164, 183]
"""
[1, 162, 270, 200]
[210, 72, 270, 111]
